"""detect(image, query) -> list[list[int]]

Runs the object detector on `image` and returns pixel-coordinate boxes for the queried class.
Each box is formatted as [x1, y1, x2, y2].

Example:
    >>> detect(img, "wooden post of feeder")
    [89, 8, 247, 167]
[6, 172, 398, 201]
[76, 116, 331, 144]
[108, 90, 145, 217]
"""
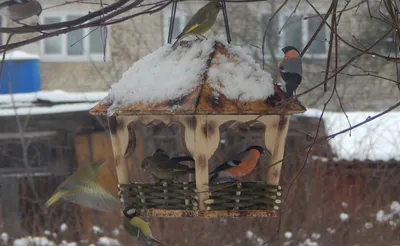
[108, 116, 130, 185]
[181, 115, 220, 211]
[266, 115, 290, 186]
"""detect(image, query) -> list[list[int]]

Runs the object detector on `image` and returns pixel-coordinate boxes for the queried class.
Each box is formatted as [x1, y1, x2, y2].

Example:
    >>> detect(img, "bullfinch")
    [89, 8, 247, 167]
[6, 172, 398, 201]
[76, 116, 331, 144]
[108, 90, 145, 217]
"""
[0, 0, 42, 23]
[209, 145, 265, 184]
[277, 46, 303, 97]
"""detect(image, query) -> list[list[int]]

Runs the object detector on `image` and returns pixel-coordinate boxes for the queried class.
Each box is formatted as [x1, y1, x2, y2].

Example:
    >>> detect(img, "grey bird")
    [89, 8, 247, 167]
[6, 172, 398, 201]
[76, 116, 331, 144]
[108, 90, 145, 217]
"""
[0, 0, 42, 23]
[141, 149, 195, 182]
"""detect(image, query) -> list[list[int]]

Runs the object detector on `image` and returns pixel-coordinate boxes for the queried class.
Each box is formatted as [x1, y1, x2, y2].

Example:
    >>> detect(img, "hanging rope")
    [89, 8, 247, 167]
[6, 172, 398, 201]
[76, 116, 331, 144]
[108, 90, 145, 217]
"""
[221, 0, 231, 44]
[167, 0, 178, 44]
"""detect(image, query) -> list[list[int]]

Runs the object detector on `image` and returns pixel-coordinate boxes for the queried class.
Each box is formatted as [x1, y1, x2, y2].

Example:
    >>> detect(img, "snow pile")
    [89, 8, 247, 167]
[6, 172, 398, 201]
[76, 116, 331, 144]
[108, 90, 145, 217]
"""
[246, 230, 254, 239]
[302, 109, 400, 161]
[108, 36, 274, 108]
[92, 226, 103, 235]
[0, 90, 107, 105]
[13, 236, 55, 246]
[284, 231, 292, 239]
[311, 233, 320, 240]
[59, 241, 76, 246]
[4, 50, 39, 60]
[1, 232, 8, 244]
[376, 201, 400, 226]
[97, 237, 121, 246]
[111, 228, 120, 237]
[60, 223, 68, 232]
[0, 90, 107, 116]
[326, 228, 336, 234]
[299, 238, 318, 246]
[364, 222, 373, 229]
[340, 212, 349, 221]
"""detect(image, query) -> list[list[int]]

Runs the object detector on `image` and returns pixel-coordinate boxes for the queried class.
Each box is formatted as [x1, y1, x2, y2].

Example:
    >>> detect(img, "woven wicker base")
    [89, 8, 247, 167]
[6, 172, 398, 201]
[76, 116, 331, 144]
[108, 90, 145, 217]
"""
[140, 208, 278, 218]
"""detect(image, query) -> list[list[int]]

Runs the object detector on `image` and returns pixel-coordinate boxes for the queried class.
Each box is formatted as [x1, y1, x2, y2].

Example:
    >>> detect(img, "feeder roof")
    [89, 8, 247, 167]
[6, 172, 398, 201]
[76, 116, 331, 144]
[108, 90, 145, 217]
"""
[90, 37, 305, 116]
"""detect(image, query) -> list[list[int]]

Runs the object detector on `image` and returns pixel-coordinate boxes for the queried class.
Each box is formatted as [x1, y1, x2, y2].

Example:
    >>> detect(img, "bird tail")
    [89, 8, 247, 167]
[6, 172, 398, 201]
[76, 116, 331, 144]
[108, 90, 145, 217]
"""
[286, 88, 294, 97]
[153, 238, 168, 246]
[209, 173, 218, 184]
[171, 156, 194, 162]
[186, 168, 196, 173]
[172, 38, 181, 50]
[45, 190, 68, 208]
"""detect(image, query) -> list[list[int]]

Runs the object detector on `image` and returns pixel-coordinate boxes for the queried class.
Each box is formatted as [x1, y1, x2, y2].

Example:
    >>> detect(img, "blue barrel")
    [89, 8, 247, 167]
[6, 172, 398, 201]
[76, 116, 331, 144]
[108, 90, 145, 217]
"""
[0, 51, 41, 94]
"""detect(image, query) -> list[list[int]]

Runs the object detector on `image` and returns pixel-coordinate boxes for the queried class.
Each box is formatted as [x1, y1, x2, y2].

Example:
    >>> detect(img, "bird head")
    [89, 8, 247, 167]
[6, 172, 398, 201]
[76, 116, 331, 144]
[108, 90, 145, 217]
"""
[208, 1, 222, 11]
[141, 157, 151, 170]
[246, 145, 265, 155]
[123, 206, 138, 220]
[281, 46, 300, 54]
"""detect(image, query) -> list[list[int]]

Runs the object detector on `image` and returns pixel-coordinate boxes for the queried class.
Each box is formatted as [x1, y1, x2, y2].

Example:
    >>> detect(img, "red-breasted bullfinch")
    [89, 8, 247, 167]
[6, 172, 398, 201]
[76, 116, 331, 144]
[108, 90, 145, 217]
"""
[141, 149, 195, 182]
[277, 46, 302, 97]
[209, 146, 265, 184]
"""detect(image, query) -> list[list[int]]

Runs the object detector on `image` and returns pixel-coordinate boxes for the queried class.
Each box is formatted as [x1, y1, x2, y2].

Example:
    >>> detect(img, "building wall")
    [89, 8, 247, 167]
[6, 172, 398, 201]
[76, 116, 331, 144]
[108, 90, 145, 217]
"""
[4, 0, 398, 111]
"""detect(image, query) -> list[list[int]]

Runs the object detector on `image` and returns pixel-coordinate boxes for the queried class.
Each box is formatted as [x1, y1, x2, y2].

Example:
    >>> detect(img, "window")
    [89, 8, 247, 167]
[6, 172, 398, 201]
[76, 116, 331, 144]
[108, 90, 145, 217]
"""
[40, 13, 110, 62]
[381, 37, 400, 57]
[260, 12, 328, 59]
[163, 8, 192, 44]
[0, 131, 70, 175]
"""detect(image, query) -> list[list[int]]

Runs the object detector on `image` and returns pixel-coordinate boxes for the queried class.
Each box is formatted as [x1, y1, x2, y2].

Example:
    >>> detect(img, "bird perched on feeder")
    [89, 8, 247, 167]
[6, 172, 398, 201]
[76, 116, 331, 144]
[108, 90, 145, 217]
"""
[0, 0, 42, 23]
[209, 145, 267, 184]
[172, 1, 222, 49]
[277, 46, 303, 97]
[141, 149, 195, 182]
[123, 205, 167, 246]
[45, 161, 120, 212]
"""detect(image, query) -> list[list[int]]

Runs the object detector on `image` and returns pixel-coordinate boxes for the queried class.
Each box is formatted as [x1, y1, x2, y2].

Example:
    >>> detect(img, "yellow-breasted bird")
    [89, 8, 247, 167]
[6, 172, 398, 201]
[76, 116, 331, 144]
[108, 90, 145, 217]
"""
[45, 161, 120, 211]
[141, 149, 195, 182]
[277, 46, 303, 97]
[123, 206, 167, 246]
[172, 1, 222, 49]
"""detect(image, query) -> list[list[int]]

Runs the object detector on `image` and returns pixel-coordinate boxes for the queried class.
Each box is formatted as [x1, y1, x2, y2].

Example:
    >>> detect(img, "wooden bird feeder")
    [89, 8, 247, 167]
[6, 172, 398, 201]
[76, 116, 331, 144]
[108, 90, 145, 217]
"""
[90, 40, 306, 218]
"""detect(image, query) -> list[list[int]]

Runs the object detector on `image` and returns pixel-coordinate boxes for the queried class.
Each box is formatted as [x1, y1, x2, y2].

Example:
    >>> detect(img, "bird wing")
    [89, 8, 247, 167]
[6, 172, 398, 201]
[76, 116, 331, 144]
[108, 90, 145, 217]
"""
[65, 183, 120, 212]
[210, 159, 241, 174]
[151, 158, 192, 172]
[280, 57, 302, 74]
[210, 150, 250, 174]
[178, 4, 212, 38]
[170, 155, 194, 162]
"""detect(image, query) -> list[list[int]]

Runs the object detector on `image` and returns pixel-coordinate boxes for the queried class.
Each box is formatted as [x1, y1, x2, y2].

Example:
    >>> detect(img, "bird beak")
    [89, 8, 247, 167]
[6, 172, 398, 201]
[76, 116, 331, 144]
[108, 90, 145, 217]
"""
[263, 148, 272, 157]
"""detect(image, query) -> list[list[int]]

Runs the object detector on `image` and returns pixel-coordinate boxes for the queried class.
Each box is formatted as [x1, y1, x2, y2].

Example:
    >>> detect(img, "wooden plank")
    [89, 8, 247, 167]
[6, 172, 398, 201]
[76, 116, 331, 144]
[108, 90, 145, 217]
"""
[108, 116, 131, 185]
[140, 208, 277, 218]
[264, 115, 290, 185]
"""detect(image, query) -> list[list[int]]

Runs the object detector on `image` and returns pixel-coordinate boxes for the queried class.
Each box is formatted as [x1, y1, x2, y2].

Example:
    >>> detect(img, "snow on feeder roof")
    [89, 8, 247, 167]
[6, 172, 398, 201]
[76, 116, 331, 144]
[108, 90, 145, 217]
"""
[90, 38, 305, 116]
